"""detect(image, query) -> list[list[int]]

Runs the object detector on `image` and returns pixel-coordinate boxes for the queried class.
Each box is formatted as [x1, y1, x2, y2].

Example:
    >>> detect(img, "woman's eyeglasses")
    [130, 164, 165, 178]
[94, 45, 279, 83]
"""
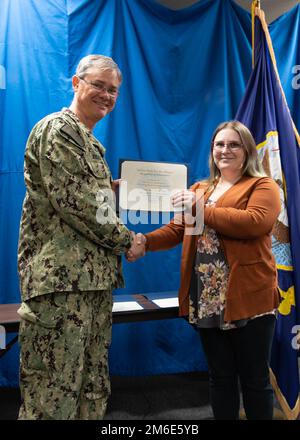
[213, 141, 243, 151]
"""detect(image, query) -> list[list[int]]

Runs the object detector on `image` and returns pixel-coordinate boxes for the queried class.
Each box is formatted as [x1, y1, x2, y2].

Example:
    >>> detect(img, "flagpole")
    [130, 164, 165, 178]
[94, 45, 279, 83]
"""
[251, 1, 260, 68]
[252, 2, 300, 146]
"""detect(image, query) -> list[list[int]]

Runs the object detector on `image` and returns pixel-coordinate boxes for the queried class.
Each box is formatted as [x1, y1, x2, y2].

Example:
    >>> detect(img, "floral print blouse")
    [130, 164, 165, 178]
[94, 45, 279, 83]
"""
[189, 199, 248, 330]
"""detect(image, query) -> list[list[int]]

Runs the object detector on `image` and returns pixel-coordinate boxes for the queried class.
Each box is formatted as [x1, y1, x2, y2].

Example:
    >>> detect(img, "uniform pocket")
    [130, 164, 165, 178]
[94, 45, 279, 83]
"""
[86, 157, 109, 180]
[24, 294, 65, 329]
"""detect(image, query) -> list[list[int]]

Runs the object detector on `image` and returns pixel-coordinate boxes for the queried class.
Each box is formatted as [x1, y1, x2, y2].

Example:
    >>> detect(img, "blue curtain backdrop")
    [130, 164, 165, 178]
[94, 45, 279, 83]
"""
[0, 0, 298, 387]
[269, 4, 300, 135]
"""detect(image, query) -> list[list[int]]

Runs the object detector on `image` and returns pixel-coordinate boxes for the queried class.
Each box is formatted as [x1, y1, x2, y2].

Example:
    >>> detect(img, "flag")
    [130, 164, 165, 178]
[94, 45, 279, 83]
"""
[235, 2, 300, 420]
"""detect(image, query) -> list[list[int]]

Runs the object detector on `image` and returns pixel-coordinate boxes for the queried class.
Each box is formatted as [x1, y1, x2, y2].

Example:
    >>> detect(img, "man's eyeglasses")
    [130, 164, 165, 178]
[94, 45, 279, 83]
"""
[79, 77, 119, 98]
[213, 141, 243, 151]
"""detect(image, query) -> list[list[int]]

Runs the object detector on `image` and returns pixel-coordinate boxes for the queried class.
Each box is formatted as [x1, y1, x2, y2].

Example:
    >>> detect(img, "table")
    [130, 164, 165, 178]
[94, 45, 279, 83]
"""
[0, 292, 179, 358]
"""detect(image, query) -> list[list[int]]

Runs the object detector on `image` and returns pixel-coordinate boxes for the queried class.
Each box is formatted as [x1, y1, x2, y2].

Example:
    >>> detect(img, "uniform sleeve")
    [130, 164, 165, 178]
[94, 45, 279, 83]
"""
[39, 121, 132, 255]
[204, 178, 281, 239]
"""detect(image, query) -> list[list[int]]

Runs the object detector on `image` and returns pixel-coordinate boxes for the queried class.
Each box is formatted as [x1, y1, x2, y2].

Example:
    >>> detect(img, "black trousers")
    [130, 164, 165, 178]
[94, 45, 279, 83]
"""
[198, 314, 276, 420]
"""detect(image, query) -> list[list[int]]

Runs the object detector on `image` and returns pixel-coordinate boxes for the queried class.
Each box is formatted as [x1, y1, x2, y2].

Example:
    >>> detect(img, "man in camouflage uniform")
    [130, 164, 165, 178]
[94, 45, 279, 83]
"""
[17, 55, 135, 419]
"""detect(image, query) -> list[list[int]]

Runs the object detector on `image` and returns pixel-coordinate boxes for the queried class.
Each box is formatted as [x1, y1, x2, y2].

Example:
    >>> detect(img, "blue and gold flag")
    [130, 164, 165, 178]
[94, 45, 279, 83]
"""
[236, 2, 300, 420]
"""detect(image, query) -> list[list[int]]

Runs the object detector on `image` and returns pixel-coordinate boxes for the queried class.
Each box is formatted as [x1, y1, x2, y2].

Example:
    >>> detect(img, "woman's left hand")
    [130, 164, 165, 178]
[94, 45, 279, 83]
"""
[171, 190, 196, 211]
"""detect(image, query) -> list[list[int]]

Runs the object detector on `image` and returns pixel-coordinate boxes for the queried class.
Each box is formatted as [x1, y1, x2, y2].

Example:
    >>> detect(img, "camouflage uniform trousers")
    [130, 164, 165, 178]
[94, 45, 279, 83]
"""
[18, 290, 112, 420]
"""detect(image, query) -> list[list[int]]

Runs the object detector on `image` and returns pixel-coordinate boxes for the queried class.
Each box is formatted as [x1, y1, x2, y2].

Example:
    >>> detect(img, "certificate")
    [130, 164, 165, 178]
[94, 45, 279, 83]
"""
[119, 160, 188, 212]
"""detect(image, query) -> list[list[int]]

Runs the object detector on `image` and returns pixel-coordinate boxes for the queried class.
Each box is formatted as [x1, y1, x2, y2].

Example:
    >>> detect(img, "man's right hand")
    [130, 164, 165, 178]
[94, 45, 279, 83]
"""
[126, 233, 146, 262]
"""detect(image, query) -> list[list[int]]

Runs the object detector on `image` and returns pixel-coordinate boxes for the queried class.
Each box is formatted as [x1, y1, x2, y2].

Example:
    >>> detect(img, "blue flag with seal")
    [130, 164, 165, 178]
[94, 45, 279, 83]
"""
[235, 2, 300, 420]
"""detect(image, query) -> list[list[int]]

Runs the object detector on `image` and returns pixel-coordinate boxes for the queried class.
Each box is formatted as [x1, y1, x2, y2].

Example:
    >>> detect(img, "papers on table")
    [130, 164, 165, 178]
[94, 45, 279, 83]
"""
[150, 297, 179, 308]
[112, 292, 178, 312]
[112, 301, 143, 313]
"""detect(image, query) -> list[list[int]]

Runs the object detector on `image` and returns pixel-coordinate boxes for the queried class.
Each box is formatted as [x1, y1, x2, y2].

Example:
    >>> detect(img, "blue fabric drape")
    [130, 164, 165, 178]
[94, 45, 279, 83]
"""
[0, 0, 266, 386]
[270, 4, 300, 134]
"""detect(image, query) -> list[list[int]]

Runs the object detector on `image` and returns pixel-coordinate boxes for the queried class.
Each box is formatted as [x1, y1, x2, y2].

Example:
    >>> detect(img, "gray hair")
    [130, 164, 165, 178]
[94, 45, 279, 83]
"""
[207, 120, 266, 188]
[75, 54, 122, 82]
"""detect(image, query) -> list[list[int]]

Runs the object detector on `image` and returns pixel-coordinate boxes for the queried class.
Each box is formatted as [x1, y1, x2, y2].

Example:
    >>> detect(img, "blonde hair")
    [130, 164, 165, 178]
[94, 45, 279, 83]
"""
[207, 120, 266, 188]
[75, 54, 122, 83]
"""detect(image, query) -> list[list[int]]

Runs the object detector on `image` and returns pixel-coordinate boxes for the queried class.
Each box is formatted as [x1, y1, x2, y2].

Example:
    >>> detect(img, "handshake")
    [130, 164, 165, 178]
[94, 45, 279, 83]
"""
[126, 232, 147, 262]
[125, 190, 197, 262]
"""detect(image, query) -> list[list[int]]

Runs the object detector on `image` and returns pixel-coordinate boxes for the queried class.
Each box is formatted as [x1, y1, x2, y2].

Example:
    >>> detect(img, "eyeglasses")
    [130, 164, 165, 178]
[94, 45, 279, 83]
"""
[79, 77, 119, 98]
[213, 141, 243, 151]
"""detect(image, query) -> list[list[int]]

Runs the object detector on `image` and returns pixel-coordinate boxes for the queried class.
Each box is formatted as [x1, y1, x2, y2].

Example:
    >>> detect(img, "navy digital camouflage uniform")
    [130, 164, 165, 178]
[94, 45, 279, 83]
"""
[18, 108, 132, 419]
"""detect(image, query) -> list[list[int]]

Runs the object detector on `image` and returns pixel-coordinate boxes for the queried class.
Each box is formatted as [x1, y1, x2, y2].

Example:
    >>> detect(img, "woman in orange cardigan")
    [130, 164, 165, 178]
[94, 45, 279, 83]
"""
[127, 121, 281, 420]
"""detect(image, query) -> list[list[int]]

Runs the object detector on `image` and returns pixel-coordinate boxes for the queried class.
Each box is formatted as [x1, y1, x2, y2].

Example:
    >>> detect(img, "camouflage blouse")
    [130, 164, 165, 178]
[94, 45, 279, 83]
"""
[18, 109, 132, 301]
